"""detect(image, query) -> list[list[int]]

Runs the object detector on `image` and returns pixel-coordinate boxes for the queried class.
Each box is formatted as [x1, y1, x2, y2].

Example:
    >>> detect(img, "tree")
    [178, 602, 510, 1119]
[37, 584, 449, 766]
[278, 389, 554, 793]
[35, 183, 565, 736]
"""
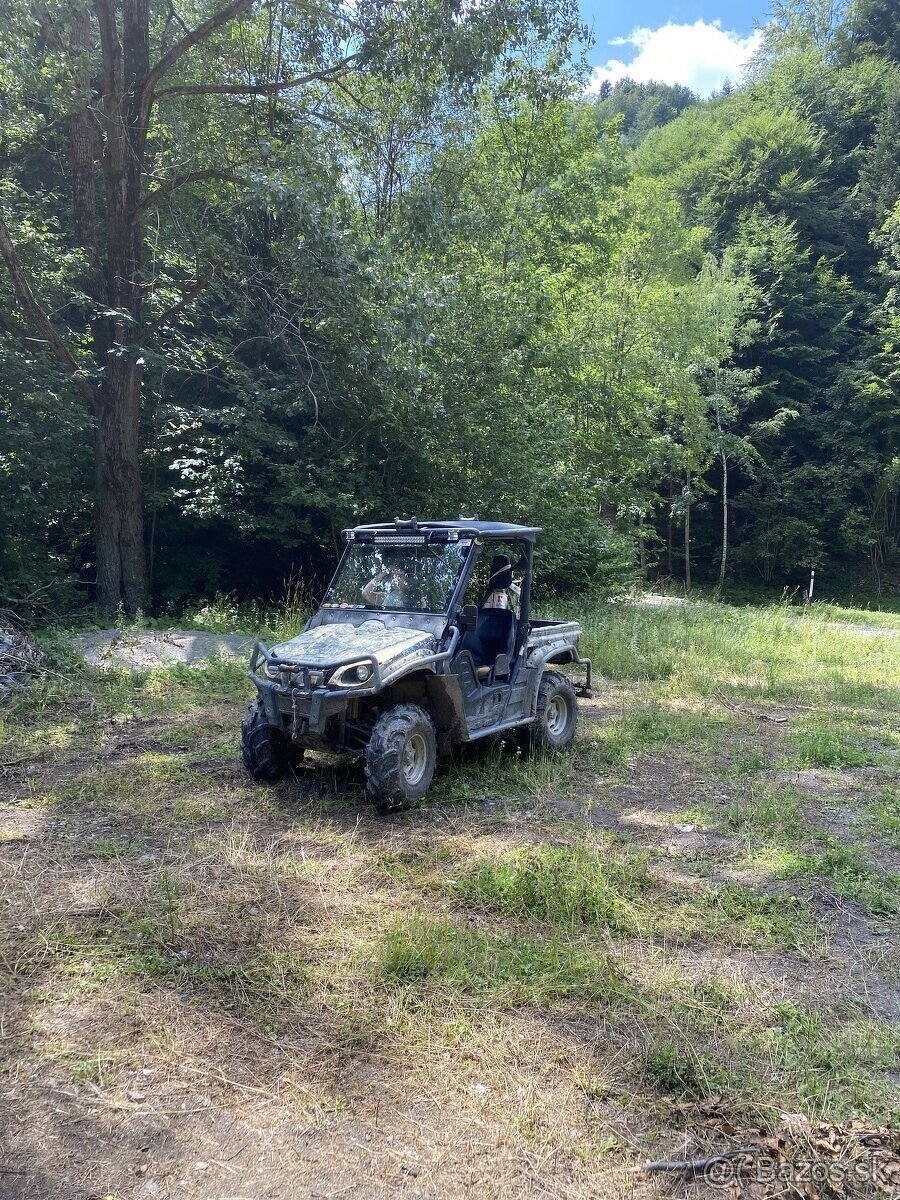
[0, 0, 580, 613]
[858, 88, 900, 222]
[751, 0, 850, 69]
[686, 255, 760, 593]
[591, 77, 697, 147]
[1, 0, 322, 611]
[841, 0, 900, 63]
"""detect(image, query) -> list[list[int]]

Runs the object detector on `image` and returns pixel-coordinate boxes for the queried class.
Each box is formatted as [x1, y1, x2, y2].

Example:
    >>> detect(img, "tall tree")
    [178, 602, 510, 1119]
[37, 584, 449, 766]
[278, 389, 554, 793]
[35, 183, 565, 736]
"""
[841, 0, 900, 63]
[0, 0, 580, 613]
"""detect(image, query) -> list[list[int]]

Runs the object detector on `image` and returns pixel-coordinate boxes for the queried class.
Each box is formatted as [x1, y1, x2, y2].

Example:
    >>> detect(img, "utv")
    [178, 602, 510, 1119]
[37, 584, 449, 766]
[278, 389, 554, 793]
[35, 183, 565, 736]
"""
[242, 519, 592, 812]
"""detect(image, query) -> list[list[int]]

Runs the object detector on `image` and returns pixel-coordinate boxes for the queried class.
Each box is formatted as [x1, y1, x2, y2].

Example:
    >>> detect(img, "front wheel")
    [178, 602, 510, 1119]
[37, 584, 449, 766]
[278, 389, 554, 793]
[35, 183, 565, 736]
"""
[527, 670, 577, 754]
[366, 704, 437, 814]
[241, 697, 304, 782]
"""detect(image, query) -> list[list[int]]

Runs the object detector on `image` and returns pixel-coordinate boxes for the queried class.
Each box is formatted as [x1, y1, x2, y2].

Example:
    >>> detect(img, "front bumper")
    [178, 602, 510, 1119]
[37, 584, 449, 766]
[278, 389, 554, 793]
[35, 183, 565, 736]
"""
[248, 641, 382, 737]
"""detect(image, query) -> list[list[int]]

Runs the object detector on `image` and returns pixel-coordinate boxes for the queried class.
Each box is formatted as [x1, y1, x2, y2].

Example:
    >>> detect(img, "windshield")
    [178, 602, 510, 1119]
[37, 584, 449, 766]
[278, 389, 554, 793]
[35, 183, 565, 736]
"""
[322, 542, 469, 614]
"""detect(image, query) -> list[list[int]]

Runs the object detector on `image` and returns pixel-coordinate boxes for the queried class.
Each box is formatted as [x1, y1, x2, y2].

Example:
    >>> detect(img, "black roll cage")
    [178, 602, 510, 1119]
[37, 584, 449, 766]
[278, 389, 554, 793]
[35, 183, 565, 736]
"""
[328, 526, 536, 659]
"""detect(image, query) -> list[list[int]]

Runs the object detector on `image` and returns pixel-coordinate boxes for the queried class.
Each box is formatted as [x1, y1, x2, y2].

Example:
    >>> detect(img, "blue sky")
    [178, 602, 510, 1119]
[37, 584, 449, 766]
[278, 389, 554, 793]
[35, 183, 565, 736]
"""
[578, 0, 770, 96]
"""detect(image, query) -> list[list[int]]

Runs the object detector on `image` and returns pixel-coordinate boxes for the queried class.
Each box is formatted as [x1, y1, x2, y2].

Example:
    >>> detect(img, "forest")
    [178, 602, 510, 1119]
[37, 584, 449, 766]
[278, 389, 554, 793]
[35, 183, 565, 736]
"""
[2, 6, 900, 1192]
[1, 0, 899, 619]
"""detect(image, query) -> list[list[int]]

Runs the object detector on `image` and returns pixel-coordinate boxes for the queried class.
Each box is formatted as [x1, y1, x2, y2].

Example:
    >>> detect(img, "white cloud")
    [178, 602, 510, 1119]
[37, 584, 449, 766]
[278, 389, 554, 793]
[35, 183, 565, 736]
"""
[586, 19, 763, 98]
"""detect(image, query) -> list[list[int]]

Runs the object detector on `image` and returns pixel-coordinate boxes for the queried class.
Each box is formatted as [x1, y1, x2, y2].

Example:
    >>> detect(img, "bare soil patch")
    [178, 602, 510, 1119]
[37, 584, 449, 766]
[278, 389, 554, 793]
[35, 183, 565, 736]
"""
[74, 629, 254, 670]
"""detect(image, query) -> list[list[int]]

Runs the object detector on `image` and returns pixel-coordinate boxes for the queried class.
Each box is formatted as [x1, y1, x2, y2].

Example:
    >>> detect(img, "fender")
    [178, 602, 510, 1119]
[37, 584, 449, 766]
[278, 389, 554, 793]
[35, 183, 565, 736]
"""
[524, 643, 593, 713]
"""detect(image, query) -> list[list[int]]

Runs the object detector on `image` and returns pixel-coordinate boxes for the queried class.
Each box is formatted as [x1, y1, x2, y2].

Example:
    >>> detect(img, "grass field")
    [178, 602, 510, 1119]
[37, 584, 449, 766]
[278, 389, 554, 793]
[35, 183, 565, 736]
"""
[1, 601, 898, 1199]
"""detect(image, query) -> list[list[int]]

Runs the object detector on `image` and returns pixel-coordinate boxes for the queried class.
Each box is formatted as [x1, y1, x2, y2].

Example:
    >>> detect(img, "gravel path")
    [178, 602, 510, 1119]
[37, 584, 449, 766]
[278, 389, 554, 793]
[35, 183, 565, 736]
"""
[75, 628, 255, 670]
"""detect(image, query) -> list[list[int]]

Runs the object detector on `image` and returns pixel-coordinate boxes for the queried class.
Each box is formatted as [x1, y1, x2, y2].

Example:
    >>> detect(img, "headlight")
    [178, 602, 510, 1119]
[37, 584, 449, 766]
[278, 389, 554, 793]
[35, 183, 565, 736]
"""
[330, 660, 375, 688]
[264, 661, 280, 680]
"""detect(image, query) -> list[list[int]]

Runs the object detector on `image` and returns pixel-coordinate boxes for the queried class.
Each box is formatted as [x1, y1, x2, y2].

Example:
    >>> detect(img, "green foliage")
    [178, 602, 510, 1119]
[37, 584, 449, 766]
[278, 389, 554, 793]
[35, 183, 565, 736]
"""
[645, 1041, 725, 1098]
[867, 786, 900, 847]
[590, 79, 697, 146]
[637, 44, 899, 592]
[779, 839, 900, 913]
[0, 358, 92, 611]
[578, 599, 900, 709]
[0, 0, 898, 611]
[724, 783, 806, 838]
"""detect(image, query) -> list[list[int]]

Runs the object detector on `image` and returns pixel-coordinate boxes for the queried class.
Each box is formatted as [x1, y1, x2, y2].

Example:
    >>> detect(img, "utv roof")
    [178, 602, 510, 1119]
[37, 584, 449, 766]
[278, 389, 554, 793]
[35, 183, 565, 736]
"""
[346, 519, 542, 541]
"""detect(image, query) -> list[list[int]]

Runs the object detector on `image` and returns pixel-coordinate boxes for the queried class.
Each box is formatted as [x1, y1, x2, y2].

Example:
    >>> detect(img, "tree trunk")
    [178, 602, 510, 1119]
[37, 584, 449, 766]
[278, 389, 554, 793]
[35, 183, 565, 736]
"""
[3, 0, 263, 615]
[716, 450, 728, 596]
[684, 472, 691, 595]
[70, 8, 98, 257]
[94, 356, 148, 614]
[92, 0, 150, 615]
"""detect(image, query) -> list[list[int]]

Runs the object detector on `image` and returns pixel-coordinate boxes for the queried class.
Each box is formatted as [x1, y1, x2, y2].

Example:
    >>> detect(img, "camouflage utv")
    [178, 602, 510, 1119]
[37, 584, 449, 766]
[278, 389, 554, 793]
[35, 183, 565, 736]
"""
[242, 519, 591, 812]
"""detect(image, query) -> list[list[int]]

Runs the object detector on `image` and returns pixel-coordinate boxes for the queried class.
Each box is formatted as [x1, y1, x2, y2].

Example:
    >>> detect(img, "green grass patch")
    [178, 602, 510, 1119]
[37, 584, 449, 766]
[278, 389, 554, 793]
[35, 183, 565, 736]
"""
[449, 846, 812, 949]
[771, 843, 900, 916]
[575, 603, 900, 711]
[635, 964, 900, 1120]
[803, 603, 900, 630]
[426, 736, 574, 804]
[27, 901, 309, 1017]
[583, 704, 736, 768]
[376, 916, 623, 1006]
[697, 883, 809, 947]
[759, 1003, 900, 1121]
[681, 974, 751, 1016]
[865, 787, 900, 849]
[39, 756, 186, 807]
[87, 837, 144, 860]
[642, 996, 900, 1121]
[449, 846, 652, 935]
[722, 746, 768, 778]
[31, 750, 235, 825]
[785, 720, 888, 769]
[724, 783, 806, 839]
[1, 657, 250, 742]
[154, 722, 212, 750]
[177, 582, 313, 642]
[378, 843, 458, 882]
[127, 937, 309, 1011]
[645, 1040, 728, 1099]
[189, 733, 240, 760]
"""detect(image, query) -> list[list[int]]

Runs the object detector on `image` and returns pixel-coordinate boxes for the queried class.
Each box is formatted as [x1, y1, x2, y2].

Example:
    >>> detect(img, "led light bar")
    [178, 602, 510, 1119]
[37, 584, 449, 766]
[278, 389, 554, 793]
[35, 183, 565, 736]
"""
[372, 534, 425, 545]
[343, 527, 462, 544]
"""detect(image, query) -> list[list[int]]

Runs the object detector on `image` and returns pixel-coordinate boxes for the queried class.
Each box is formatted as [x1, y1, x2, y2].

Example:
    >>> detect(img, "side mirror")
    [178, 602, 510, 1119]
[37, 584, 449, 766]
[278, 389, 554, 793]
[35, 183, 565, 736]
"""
[460, 603, 478, 632]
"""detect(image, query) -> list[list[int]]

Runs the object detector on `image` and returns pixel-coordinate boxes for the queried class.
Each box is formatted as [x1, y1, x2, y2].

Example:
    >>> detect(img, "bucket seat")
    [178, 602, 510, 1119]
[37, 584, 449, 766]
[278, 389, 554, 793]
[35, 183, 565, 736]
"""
[459, 555, 516, 681]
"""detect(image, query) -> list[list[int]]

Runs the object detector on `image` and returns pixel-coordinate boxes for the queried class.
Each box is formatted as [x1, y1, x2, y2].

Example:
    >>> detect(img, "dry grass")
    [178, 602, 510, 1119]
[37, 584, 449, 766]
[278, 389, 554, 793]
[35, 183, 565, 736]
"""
[1, 603, 898, 1199]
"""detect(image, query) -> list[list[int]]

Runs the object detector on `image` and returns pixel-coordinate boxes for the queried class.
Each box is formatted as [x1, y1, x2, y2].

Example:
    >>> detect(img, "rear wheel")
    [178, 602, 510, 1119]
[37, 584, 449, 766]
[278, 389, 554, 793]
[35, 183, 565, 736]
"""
[527, 670, 577, 754]
[241, 697, 304, 782]
[366, 704, 437, 814]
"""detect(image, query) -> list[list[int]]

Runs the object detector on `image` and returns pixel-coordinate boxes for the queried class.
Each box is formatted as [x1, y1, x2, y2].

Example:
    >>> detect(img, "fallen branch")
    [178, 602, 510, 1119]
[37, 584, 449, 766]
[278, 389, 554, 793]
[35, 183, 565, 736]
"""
[714, 690, 788, 723]
[643, 1147, 755, 1174]
[67, 1081, 228, 1117]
